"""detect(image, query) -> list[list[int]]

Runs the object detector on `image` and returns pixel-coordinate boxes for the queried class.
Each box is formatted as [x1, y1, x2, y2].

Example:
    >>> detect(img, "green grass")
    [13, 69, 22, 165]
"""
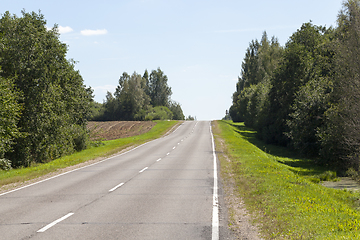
[213, 120, 360, 239]
[0, 120, 179, 189]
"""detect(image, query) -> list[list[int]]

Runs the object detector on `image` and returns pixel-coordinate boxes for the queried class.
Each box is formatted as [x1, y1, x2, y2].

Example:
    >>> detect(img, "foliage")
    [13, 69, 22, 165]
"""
[229, 0, 360, 173]
[169, 101, 185, 120]
[322, 0, 360, 170]
[263, 23, 333, 146]
[186, 115, 196, 121]
[0, 11, 92, 167]
[0, 75, 22, 158]
[0, 158, 12, 171]
[96, 68, 183, 121]
[147, 68, 172, 107]
[144, 106, 173, 121]
[230, 31, 283, 128]
[214, 120, 360, 239]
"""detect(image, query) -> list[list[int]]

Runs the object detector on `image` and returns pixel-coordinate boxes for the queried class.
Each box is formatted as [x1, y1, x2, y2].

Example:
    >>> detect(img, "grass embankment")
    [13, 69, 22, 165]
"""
[213, 120, 360, 239]
[0, 120, 179, 189]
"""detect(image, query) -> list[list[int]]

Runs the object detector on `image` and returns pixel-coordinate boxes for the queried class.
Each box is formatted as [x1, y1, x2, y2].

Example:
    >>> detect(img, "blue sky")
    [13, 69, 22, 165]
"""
[2, 0, 342, 120]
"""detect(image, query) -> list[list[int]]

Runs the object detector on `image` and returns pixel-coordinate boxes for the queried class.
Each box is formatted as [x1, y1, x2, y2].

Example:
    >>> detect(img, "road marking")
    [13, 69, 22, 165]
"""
[166, 152, 170, 156]
[157, 158, 162, 162]
[37, 213, 74, 233]
[0, 123, 186, 198]
[139, 167, 148, 173]
[173, 146, 176, 149]
[210, 122, 219, 240]
[109, 182, 124, 192]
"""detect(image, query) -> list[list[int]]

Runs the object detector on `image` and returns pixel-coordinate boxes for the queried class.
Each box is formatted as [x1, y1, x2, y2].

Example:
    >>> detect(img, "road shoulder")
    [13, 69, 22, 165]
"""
[212, 121, 263, 240]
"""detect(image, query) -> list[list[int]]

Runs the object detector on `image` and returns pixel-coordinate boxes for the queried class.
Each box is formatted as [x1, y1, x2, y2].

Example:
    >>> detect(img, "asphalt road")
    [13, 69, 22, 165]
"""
[0, 121, 231, 239]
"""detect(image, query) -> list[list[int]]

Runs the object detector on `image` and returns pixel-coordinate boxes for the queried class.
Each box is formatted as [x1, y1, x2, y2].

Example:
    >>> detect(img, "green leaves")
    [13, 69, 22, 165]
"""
[230, 0, 360, 172]
[0, 76, 22, 158]
[0, 11, 92, 167]
[97, 68, 182, 121]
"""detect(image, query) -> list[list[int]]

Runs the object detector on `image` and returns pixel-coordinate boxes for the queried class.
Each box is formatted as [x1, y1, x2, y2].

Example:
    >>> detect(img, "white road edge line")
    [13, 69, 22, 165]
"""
[210, 122, 219, 240]
[0, 123, 184, 198]
[139, 167, 148, 173]
[37, 212, 74, 233]
[109, 182, 124, 192]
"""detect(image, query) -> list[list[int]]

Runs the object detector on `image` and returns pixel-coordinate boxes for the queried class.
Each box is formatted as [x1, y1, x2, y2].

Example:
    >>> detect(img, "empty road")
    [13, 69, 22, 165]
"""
[0, 121, 230, 239]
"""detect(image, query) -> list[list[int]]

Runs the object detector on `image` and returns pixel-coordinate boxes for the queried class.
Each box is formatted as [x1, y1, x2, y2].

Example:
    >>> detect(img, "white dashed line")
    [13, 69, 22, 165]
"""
[157, 158, 162, 162]
[109, 182, 124, 192]
[139, 167, 148, 173]
[173, 146, 176, 149]
[37, 213, 74, 233]
[166, 153, 170, 156]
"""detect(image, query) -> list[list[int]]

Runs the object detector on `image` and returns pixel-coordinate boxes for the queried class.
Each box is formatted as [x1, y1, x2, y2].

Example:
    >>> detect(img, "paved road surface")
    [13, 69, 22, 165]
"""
[0, 121, 231, 239]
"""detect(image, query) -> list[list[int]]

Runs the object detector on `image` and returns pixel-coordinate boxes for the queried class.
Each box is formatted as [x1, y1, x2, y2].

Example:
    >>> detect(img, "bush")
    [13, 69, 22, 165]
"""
[0, 158, 12, 171]
[145, 106, 173, 120]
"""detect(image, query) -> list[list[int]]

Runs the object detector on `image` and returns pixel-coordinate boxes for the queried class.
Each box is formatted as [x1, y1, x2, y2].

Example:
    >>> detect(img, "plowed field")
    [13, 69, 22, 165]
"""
[87, 121, 157, 141]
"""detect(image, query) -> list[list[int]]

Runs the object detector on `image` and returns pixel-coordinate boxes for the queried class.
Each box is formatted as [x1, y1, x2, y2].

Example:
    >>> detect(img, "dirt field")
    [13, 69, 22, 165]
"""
[87, 121, 157, 141]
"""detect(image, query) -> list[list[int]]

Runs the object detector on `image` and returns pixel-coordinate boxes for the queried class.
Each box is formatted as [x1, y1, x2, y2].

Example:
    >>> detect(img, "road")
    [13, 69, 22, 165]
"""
[0, 121, 230, 239]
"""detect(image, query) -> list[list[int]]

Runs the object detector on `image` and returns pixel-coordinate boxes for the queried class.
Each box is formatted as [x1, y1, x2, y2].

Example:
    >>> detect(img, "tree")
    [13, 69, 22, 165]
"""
[318, 0, 360, 170]
[230, 32, 282, 129]
[0, 11, 92, 166]
[114, 72, 150, 120]
[0, 75, 22, 158]
[148, 68, 172, 107]
[261, 23, 330, 146]
[169, 101, 185, 120]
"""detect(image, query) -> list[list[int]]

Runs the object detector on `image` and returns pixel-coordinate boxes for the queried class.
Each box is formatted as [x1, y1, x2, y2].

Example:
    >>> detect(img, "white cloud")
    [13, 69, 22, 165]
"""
[81, 29, 108, 36]
[46, 25, 73, 34]
[58, 26, 74, 34]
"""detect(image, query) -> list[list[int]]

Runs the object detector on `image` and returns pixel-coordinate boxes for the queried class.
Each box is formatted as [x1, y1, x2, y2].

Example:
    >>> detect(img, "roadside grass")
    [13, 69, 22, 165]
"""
[0, 120, 179, 189]
[213, 120, 360, 239]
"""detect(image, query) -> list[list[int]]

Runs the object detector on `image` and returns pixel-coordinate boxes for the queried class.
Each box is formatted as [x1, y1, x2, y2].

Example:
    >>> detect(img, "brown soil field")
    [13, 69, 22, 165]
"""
[87, 121, 157, 141]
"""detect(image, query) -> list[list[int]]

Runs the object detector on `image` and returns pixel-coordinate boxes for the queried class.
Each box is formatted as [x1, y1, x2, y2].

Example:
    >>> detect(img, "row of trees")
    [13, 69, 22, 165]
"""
[0, 11, 93, 167]
[230, 0, 360, 173]
[92, 68, 185, 121]
[0, 10, 185, 169]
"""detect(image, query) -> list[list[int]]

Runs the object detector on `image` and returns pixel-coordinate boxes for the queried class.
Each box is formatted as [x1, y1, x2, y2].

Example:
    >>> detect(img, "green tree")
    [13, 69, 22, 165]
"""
[114, 72, 150, 120]
[261, 23, 330, 145]
[318, 0, 360, 170]
[0, 75, 22, 158]
[169, 101, 185, 120]
[230, 32, 282, 129]
[0, 11, 92, 166]
[148, 68, 172, 107]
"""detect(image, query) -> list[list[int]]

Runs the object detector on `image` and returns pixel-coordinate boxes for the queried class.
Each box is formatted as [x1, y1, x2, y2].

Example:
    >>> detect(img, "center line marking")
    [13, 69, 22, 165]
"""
[157, 158, 162, 162]
[166, 152, 170, 156]
[109, 182, 124, 192]
[139, 167, 148, 173]
[37, 213, 74, 233]
[173, 146, 176, 149]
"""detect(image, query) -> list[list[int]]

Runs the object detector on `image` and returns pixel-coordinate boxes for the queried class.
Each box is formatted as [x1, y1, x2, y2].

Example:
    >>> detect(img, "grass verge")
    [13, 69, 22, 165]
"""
[0, 120, 179, 189]
[213, 120, 360, 239]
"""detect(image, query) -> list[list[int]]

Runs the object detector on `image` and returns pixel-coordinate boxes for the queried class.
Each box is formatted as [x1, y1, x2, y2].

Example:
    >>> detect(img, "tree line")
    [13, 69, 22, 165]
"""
[230, 0, 360, 173]
[90, 68, 185, 121]
[0, 10, 184, 169]
[0, 11, 93, 168]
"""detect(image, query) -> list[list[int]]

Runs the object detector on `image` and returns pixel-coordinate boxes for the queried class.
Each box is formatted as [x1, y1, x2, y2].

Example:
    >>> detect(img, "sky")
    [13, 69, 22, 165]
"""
[2, 0, 343, 120]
